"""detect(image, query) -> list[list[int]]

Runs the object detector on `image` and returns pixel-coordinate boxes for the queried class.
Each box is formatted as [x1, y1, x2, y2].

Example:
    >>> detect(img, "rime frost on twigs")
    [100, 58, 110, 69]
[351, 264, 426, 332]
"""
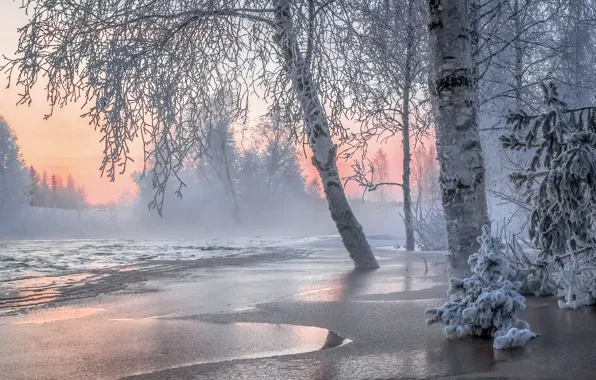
[3, 0, 381, 268]
[411, 203, 447, 252]
[555, 261, 596, 309]
[425, 226, 536, 349]
[502, 234, 556, 296]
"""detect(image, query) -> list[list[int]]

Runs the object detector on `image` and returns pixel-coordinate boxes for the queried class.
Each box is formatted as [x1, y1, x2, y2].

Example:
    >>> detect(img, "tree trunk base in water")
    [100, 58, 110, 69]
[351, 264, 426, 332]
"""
[312, 155, 379, 270]
[273, 0, 378, 270]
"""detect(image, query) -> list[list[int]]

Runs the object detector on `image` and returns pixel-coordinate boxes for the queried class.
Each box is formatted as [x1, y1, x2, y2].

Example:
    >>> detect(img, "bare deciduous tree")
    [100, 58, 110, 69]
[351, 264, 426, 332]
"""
[3, 0, 379, 268]
[190, 90, 242, 221]
[344, 0, 430, 251]
[371, 149, 390, 202]
[411, 145, 440, 206]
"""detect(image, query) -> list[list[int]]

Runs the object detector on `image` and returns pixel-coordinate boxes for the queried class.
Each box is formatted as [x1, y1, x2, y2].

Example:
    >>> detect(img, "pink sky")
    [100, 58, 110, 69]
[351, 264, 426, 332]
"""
[0, 3, 144, 203]
[0, 2, 406, 204]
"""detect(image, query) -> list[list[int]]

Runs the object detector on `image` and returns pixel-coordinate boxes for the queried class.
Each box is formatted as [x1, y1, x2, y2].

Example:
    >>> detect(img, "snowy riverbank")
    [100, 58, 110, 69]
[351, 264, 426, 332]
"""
[1, 247, 594, 380]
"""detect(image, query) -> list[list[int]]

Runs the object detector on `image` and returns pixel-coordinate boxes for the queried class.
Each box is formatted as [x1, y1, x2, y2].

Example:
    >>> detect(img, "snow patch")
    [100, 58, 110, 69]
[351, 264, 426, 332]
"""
[493, 328, 536, 350]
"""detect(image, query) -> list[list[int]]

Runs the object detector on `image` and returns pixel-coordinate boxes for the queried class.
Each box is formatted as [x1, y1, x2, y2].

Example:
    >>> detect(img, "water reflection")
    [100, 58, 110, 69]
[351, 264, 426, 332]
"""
[13, 307, 105, 324]
[428, 339, 496, 375]
[236, 323, 348, 359]
[524, 296, 596, 339]
[0, 273, 106, 313]
[493, 346, 531, 362]
[312, 349, 439, 379]
[294, 268, 442, 304]
[1, 316, 352, 380]
[294, 270, 376, 302]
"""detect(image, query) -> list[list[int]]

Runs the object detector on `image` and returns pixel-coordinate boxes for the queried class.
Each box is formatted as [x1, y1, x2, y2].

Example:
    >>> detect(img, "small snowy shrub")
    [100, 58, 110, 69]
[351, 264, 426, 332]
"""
[425, 226, 536, 349]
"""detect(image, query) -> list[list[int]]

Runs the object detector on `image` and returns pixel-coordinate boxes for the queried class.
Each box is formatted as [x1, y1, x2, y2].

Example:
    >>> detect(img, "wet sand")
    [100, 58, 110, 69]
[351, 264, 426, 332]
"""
[1, 248, 595, 379]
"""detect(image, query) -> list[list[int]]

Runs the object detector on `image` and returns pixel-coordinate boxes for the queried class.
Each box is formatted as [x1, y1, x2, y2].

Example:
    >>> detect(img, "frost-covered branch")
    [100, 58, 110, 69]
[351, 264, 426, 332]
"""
[410, 202, 447, 252]
[3, 0, 382, 268]
[488, 189, 531, 211]
[343, 158, 401, 201]
[501, 82, 596, 307]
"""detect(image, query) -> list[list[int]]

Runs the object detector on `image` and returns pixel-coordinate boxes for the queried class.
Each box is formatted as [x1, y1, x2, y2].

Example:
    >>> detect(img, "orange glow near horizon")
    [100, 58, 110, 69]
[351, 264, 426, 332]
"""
[0, 85, 144, 205]
[0, 3, 143, 204]
[0, 2, 421, 205]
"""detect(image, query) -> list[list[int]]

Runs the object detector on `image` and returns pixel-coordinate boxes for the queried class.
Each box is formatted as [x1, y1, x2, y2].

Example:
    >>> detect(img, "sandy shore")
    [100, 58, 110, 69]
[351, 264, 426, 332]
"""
[1, 248, 595, 379]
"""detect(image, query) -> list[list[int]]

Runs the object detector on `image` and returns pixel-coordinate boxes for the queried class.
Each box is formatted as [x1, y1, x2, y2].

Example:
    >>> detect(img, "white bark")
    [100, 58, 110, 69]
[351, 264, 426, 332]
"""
[512, 0, 523, 110]
[427, 0, 489, 277]
[402, 0, 416, 252]
[273, 0, 378, 269]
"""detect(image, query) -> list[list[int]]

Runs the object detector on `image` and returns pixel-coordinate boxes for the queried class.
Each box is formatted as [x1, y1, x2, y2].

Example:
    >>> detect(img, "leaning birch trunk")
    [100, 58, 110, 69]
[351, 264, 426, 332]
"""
[273, 0, 379, 269]
[427, 0, 488, 277]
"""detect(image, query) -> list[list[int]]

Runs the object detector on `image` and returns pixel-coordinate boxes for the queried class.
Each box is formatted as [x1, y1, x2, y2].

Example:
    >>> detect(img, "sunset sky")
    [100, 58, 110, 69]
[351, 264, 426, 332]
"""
[0, 2, 405, 205]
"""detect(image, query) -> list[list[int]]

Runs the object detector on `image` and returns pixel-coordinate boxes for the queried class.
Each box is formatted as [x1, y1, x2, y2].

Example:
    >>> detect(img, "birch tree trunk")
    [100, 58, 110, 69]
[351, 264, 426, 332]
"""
[569, 0, 588, 105]
[513, 0, 523, 110]
[468, 0, 480, 92]
[402, 0, 416, 252]
[273, 0, 379, 269]
[427, 0, 489, 278]
[401, 89, 415, 252]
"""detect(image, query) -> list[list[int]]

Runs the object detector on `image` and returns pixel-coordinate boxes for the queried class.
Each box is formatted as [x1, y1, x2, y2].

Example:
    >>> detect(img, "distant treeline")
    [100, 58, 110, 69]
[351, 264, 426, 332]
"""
[28, 166, 89, 210]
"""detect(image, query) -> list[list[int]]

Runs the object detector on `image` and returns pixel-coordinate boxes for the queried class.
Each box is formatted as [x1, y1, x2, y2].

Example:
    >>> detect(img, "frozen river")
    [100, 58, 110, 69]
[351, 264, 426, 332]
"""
[0, 235, 402, 314]
[0, 235, 402, 282]
[0, 238, 282, 282]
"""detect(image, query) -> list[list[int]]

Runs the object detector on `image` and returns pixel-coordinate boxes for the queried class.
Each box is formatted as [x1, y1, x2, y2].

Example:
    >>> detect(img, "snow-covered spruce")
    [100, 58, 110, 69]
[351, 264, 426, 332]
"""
[0, 116, 28, 231]
[425, 226, 536, 349]
[502, 83, 596, 308]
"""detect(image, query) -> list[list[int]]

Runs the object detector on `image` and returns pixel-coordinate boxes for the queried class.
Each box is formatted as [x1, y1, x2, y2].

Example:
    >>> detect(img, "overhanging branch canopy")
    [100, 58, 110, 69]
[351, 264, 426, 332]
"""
[3, 0, 360, 214]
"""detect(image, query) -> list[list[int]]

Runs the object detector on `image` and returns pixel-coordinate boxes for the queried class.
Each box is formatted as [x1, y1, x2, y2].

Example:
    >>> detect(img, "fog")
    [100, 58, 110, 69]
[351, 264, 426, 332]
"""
[6, 1, 596, 377]
[0, 111, 416, 243]
[0, 110, 524, 246]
